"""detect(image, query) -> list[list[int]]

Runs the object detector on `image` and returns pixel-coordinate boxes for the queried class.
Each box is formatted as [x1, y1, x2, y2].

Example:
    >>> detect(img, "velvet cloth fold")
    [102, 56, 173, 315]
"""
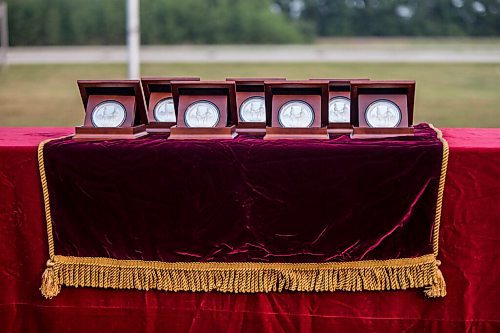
[42, 124, 443, 264]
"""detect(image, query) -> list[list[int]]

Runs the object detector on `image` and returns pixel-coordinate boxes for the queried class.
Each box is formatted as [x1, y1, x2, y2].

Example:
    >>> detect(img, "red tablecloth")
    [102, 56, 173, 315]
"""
[0, 127, 499, 332]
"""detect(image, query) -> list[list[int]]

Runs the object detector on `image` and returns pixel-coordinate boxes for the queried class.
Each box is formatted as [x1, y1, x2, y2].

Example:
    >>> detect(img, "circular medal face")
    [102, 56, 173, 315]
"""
[91, 101, 126, 128]
[365, 100, 402, 128]
[184, 101, 220, 128]
[239, 96, 266, 122]
[328, 97, 350, 123]
[278, 101, 314, 128]
[153, 98, 176, 122]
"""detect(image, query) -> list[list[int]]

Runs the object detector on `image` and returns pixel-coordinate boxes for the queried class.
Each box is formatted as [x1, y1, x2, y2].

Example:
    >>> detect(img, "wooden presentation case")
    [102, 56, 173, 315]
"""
[226, 77, 285, 134]
[263, 80, 329, 140]
[74, 80, 148, 140]
[310, 78, 369, 134]
[169, 81, 238, 139]
[141, 77, 200, 133]
[350, 80, 416, 139]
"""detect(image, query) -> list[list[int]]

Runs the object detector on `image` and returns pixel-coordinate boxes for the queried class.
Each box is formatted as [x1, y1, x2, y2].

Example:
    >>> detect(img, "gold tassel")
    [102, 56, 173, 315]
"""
[40, 260, 61, 299]
[424, 261, 447, 298]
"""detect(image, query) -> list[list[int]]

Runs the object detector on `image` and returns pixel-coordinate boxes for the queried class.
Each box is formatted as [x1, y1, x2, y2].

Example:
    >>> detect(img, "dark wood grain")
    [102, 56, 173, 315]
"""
[264, 80, 329, 128]
[75, 80, 148, 139]
[169, 125, 237, 140]
[171, 81, 237, 127]
[141, 77, 200, 132]
[264, 126, 329, 140]
[74, 124, 147, 140]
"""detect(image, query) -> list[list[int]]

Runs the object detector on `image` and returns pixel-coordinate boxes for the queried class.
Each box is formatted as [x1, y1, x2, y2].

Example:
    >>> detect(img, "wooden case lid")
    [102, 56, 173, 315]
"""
[350, 80, 416, 127]
[77, 80, 148, 126]
[141, 77, 200, 103]
[264, 80, 329, 127]
[171, 81, 237, 126]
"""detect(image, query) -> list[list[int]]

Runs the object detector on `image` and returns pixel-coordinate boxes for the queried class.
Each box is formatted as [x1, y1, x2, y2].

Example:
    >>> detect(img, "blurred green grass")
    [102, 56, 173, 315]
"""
[1, 62, 499, 127]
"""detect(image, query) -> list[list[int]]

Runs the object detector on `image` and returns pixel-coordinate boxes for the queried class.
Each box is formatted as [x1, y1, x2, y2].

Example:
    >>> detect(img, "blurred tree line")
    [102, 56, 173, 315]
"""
[6, 0, 500, 46]
[281, 0, 500, 37]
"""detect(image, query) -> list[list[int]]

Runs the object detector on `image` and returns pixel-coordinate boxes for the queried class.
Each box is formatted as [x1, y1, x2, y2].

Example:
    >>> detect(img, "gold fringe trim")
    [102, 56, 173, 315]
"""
[38, 127, 449, 298]
[40, 254, 442, 298]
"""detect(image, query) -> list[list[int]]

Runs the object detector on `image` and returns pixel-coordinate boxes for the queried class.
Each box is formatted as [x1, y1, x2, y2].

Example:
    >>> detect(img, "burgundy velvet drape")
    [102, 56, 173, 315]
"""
[0, 127, 499, 332]
[42, 124, 441, 264]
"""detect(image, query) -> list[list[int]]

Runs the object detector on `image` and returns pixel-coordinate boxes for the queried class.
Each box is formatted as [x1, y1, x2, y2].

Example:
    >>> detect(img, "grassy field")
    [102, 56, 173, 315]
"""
[1, 62, 499, 127]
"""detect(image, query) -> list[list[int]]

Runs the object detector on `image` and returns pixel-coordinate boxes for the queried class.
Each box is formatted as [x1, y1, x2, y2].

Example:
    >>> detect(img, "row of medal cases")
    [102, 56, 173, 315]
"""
[75, 79, 415, 140]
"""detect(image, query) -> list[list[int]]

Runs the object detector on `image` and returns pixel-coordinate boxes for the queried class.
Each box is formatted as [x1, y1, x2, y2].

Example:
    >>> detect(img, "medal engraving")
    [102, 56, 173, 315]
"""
[91, 101, 126, 128]
[240, 96, 265, 122]
[365, 100, 402, 128]
[278, 101, 314, 128]
[153, 98, 176, 122]
[184, 101, 220, 128]
[329, 97, 350, 123]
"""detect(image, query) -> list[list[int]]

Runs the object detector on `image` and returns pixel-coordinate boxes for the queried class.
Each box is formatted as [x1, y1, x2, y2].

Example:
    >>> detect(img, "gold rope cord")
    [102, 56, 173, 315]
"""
[429, 124, 449, 258]
[38, 127, 449, 299]
[37, 137, 65, 260]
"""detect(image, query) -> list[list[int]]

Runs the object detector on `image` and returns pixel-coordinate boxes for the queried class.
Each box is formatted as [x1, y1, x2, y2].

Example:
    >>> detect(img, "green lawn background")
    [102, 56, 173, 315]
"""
[1, 62, 499, 127]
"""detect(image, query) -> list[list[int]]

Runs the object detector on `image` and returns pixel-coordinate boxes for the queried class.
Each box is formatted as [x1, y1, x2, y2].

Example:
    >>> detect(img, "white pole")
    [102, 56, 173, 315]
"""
[0, 2, 8, 67]
[126, 0, 140, 79]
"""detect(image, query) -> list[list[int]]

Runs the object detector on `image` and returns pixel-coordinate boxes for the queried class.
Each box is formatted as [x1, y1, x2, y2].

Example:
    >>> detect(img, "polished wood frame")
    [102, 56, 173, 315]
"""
[141, 77, 200, 133]
[263, 80, 329, 140]
[169, 81, 238, 139]
[350, 80, 416, 139]
[310, 78, 369, 134]
[74, 80, 148, 140]
[226, 78, 285, 134]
